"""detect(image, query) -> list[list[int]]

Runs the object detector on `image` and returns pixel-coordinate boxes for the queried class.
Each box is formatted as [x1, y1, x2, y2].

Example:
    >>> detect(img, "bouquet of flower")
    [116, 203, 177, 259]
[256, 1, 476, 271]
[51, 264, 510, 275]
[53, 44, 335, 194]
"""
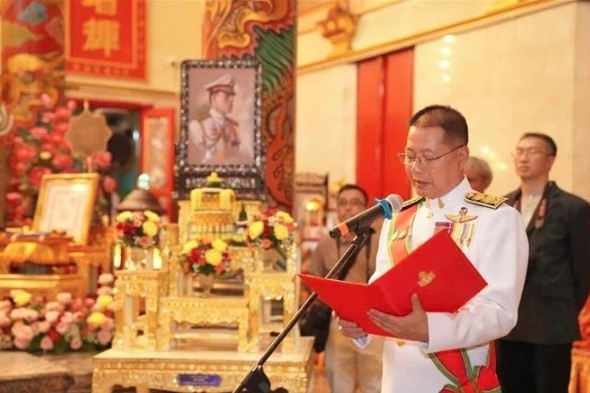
[0, 274, 116, 354]
[180, 238, 232, 276]
[114, 210, 161, 248]
[247, 208, 297, 252]
[5, 94, 117, 224]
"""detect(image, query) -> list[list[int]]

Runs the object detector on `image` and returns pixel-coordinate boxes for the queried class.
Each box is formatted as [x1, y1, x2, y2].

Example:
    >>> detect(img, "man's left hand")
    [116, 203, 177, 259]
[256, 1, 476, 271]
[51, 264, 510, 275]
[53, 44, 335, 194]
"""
[368, 293, 429, 342]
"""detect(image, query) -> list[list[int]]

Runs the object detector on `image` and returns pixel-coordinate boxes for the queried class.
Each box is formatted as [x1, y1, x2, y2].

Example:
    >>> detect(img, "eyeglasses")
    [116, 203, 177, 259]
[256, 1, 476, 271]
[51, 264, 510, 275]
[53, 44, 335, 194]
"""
[397, 144, 465, 167]
[512, 147, 550, 158]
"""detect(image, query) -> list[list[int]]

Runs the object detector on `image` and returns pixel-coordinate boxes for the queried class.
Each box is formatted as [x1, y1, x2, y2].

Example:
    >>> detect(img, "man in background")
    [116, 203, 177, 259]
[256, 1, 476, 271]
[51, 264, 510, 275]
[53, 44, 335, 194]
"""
[310, 184, 382, 393]
[497, 132, 590, 393]
[464, 156, 493, 192]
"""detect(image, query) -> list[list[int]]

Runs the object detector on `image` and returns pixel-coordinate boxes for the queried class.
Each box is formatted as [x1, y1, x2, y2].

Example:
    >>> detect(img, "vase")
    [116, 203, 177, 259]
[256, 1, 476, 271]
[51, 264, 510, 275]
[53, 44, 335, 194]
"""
[125, 247, 153, 271]
[259, 247, 286, 272]
[197, 274, 215, 296]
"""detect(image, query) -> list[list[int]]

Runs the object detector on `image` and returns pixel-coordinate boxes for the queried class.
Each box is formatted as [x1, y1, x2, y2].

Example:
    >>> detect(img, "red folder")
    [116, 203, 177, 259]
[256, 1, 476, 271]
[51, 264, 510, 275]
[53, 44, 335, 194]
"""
[299, 230, 488, 337]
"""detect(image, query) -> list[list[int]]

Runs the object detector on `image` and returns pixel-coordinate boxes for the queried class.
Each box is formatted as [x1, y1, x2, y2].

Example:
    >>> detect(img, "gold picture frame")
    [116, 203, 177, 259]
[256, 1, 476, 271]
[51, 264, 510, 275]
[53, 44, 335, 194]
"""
[32, 173, 99, 245]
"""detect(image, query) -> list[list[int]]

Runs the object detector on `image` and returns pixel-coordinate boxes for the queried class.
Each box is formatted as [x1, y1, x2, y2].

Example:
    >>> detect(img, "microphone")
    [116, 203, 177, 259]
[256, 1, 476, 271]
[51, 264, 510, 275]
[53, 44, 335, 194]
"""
[329, 194, 404, 238]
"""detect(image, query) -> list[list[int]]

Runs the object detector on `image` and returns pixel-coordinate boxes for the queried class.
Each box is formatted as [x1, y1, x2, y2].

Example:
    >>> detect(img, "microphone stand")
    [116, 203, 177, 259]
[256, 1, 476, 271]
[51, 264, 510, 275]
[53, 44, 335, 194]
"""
[233, 226, 375, 393]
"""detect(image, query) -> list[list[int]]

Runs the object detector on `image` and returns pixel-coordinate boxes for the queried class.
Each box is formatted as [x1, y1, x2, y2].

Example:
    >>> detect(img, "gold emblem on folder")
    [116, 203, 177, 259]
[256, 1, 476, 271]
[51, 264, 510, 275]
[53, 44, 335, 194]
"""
[417, 271, 436, 287]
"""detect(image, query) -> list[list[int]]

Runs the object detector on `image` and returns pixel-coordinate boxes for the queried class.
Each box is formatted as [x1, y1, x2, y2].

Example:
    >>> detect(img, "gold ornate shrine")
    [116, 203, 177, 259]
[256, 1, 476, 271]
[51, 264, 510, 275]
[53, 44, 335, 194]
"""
[96, 183, 309, 392]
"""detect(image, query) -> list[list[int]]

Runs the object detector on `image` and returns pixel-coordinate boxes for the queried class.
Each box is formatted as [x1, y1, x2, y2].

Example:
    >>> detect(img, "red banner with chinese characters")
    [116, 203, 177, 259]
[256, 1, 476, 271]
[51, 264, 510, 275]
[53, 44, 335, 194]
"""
[65, 0, 146, 80]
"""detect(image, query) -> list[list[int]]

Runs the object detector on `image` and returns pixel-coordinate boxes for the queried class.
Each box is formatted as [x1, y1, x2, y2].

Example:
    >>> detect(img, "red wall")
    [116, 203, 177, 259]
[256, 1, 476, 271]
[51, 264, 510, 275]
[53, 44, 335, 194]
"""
[356, 48, 414, 201]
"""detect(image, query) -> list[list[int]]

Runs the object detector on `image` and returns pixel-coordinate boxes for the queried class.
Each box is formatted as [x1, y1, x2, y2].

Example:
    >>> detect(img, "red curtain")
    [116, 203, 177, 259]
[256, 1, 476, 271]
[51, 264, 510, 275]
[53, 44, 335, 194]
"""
[356, 48, 414, 202]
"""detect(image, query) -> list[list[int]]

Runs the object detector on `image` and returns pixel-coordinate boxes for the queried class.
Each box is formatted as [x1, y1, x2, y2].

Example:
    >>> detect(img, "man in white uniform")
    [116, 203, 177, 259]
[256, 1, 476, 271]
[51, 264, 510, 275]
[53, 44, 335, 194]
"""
[188, 74, 245, 165]
[338, 104, 529, 392]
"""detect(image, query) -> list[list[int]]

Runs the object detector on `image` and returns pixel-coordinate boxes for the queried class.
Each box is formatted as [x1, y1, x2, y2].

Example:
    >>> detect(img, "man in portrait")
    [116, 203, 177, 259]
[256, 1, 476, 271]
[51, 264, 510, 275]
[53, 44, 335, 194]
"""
[187, 73, 251, 165]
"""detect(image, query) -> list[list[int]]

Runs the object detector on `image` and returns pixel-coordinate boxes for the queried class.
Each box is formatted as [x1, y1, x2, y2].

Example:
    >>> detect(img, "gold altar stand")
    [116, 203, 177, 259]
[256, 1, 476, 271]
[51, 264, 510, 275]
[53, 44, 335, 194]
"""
[111, 269, 169, 350]
[92, 336, 315, 393]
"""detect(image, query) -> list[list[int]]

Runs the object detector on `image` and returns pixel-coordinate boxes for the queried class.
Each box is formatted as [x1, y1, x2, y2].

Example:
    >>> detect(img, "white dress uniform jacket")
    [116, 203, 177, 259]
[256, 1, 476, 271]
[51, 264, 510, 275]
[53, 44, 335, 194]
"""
[357, 178, 528, 392]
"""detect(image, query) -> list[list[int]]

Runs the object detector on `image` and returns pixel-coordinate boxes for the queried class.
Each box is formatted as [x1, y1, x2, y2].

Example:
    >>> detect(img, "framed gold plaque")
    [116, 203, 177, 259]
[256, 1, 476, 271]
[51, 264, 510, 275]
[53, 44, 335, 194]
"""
[32, 173, 99, 245]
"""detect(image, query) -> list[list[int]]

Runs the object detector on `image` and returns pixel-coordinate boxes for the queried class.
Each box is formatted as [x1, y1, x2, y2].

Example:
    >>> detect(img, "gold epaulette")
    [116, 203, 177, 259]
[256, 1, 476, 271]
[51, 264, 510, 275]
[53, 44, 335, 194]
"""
[402, 196, 424, 210]
[464, 191, 507, 209]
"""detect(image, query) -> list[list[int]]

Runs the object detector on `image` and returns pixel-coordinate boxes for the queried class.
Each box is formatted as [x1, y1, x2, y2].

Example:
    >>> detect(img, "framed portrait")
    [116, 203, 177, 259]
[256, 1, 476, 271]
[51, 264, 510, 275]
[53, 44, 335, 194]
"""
[32, 173, 99, 245]
[176, 59, 265, 200]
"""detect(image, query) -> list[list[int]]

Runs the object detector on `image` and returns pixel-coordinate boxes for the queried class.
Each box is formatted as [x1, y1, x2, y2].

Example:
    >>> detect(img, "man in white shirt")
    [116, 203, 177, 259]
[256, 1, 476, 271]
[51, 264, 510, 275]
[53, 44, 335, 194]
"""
[337, 104, 529, 392]
[188, 73, 246, 165]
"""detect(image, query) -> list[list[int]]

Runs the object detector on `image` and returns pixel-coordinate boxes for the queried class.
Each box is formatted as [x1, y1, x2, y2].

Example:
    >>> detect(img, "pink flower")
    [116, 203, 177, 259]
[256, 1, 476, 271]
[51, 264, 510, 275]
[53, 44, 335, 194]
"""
[61, 311, 75, 324]
[13, 144, 37, 161]
[261, 238, 273, 249]
[70, 336, 82, 350]
[12, 322, 34, 341]
[51, 154, 73, 170]
[38, 320, 51, 333]
[0, 311, 11, 327]
[44, 301, 64, 312]
[98, 273, 114, 285]
[70, 298, 84, 312]
[56, 292, 72, 305]
[0, 300, 12, 312]
[102, 175, 117, 193]
[39, 142, 57, 154]
[54, 107, 70, 121]
[10, 308, 27, 320]
[53, 122, 69, 134]
[67, 100, 77, 112]
[30, 127, 48, 140]
[137, 236, 152, 248]
[55, 321, 70, 335]
[40, 335, 54, 351]
[41, 93, 54, 108]
[97, 329, 112, 346]
[14, 336, 31, 350]
[42, 112, 56, 123]
[85, 298, 96, 308]
[45, 310, 60, 324]
[28, 166, 52, 189]
[92, 151, 112, 169]
[23, 309, 39, 323]
[101, 317, 114, 331]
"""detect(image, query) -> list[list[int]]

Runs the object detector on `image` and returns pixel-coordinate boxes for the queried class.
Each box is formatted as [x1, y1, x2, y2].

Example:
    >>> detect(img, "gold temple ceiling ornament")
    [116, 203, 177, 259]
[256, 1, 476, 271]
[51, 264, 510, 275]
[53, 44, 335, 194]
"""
[317, 0, 359, 57]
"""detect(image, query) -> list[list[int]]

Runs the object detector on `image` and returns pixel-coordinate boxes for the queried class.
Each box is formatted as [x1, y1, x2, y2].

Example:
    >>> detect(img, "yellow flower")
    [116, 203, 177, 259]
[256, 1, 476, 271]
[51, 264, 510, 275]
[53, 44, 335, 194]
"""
[116, 211, 133, 222]
[142, 221, 159, 237]
[144, 210, 160, 222]
[212, 238, 228, 252]
[273, 224, 289, 240]
[248, 221, 264, 239]
[182, 240, 198, 254]
[205, 249, 222, 266]
[12, 290, 32, 307]
[39, 151, 52, 160]
[231, 233, 246, 243]
[96, 294, 114, 309]
[87, 311, 107, 328]
[275, 211, 294, 224]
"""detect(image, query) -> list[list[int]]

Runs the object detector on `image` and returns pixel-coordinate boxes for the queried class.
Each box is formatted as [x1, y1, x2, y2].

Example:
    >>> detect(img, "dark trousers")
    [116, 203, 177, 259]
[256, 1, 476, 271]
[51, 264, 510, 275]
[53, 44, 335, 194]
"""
[496, 339, 572, 393]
